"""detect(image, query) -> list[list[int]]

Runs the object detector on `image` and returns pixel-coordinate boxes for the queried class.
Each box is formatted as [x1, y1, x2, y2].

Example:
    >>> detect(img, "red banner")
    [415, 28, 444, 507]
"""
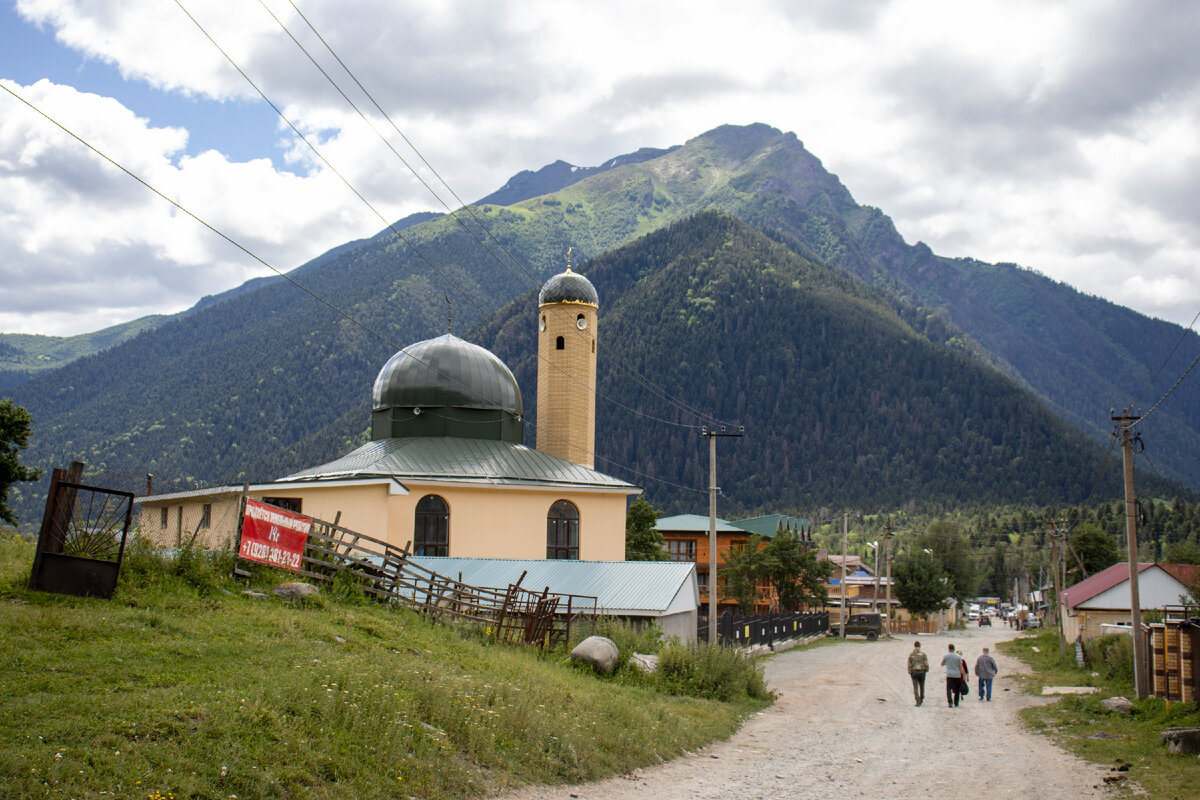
[238, 498, 310, 572]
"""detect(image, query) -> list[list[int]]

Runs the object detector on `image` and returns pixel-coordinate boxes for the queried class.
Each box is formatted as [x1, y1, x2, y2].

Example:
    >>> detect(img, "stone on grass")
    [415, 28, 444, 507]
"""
[629, 652, 659, 674]
[1101, 696, 1135, 715]
[273, 582, 319, 600]
[569, 636, 620, 675]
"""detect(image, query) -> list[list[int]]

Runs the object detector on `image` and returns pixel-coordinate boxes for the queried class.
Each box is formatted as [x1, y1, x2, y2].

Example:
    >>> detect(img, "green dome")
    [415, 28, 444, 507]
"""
[371, 334, 523, 442]
[539, 268, 598, 306]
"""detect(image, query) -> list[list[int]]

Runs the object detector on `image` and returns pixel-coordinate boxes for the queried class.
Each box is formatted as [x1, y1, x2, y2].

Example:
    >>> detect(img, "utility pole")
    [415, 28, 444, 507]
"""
[870, 540, 880, 611]
[1114, 410, 1149, 699]
[702, 425, 743, 644]
[839, 511, 849, 638]
[1051, 520, 1066, 658]
[884, 518, 894, 637]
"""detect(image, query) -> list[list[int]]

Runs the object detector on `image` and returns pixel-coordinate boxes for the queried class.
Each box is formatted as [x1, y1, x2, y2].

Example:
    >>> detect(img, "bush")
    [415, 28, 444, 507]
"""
[1084, 633, 1135, 686]
[651, 641, 773, 702]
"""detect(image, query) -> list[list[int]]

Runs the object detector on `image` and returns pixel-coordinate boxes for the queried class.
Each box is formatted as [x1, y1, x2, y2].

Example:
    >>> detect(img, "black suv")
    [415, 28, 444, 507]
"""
[832, 612, 884, 641]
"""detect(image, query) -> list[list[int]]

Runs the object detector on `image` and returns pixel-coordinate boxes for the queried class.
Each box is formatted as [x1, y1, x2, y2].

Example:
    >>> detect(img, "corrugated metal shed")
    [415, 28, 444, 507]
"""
[409, 556, 698, 616]
[278, 437, 638, 490]
[654, 514, 742, 533]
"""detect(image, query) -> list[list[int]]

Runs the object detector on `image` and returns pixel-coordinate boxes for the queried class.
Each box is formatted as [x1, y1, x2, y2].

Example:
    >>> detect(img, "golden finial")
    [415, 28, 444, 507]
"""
[566, 245, 573, 273]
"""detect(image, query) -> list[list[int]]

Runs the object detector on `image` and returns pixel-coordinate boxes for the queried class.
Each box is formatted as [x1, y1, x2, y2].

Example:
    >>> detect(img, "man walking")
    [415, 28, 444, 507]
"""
[941, 643, 964, 707]
[975, 646, 999, 701]
[907, 641, 929, 706]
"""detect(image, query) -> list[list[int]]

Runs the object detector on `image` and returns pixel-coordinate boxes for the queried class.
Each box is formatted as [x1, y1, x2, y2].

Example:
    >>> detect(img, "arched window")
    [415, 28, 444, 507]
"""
[414, 494, 449, 556]
[546, 500, 579, 559]
[556, 335, 565, 350]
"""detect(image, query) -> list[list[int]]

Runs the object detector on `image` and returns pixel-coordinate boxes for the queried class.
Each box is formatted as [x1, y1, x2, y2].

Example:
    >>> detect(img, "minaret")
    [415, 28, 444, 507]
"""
[536, 249, 598, 468]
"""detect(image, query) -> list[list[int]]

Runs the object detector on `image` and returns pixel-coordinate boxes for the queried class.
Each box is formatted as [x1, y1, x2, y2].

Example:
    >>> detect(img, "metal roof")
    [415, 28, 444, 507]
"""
[655, 514, 743, 533]
[730, 514, 810, 538]
[279, 436, 638, 491]
[409, 557, 698, 615]
[1061, 562, 1155, 609]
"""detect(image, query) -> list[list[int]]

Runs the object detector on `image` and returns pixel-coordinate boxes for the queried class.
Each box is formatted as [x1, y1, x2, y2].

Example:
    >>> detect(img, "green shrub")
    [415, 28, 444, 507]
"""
[1084, 633, 1135, 686]
[651, 641, 773, 702]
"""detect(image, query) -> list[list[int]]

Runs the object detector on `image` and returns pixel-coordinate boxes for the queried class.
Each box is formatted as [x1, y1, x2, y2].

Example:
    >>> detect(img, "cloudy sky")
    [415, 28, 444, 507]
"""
[3, 0, 1200, 336]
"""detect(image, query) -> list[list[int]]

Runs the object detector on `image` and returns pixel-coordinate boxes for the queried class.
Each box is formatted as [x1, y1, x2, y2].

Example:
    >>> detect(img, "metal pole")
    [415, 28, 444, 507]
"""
[1115, 411, 1149, 699]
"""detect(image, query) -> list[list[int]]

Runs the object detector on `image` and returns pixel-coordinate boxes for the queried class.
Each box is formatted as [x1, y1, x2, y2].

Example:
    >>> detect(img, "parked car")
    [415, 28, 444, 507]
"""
[1023, 616, 1042, 629]
[831, 612, 884, 641]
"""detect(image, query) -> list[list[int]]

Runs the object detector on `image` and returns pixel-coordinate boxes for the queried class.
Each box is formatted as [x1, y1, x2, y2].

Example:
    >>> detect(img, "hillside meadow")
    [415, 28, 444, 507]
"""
[0, 537, 769, 800]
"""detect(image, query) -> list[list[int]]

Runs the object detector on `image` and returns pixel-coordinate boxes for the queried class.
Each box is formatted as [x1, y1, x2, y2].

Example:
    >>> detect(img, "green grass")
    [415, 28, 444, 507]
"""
[999, 629, 1200, 800]
[0, 538, 769, 800]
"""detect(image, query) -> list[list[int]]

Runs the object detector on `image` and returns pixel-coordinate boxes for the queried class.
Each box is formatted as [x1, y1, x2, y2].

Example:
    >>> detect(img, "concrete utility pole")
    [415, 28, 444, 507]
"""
[839, 511, 849, 638]
[702, 425, 743, 644]
[884, 518, 894, 637]
[1051, 521, 1066, 658]
[1114, 410, 1150, 699]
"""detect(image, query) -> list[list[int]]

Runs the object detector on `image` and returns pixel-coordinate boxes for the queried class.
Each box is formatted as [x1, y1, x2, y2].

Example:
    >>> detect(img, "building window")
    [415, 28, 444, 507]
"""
[414, 494, 449, 556]
[546, 499, 579, 559]
[556, 335, 565, 351]
[200, 503, 212, 529]
[667, 539, 696, 562]
[263, 497, 302, 513]
[160, 507, 168, 527]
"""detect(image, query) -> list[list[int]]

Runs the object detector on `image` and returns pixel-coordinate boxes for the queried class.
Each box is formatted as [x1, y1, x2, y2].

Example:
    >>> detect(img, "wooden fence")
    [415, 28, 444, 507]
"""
[235, 512, 597, 649]
[1148, 608, 1200, 702]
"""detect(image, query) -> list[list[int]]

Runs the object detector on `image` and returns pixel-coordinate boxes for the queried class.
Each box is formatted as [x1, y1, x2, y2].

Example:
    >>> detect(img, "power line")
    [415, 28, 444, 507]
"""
[2, 82, 710, 499]
[250, 0, 734, 430]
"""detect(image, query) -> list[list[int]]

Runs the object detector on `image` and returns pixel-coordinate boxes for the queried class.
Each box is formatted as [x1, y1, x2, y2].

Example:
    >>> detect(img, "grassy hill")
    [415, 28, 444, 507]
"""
[0, 315, 167, 390]
[0, 538, 767, 800]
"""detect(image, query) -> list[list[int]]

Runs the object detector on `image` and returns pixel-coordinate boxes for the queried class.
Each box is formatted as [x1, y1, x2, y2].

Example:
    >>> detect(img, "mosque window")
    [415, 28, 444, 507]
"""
[556, 335, 565, 350]
[415, 494, 450, 556]
[160, 507, 168, 527]
[546, 500, 579, 559]
[263, 497, 302, 513]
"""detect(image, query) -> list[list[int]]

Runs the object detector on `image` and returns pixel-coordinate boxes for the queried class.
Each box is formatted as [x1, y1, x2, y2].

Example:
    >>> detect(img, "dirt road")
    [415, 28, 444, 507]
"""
[500, 624, 1113, 800]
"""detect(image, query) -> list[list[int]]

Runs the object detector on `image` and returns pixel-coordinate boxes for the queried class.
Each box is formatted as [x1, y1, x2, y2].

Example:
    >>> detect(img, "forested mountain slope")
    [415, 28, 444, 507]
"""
[7, 123, 1197, 526]
[477, 212, 1179, 514]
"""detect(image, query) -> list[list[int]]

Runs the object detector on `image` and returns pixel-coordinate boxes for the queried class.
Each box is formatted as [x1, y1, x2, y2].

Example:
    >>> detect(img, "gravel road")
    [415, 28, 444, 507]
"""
[499, 624, 1114, 800]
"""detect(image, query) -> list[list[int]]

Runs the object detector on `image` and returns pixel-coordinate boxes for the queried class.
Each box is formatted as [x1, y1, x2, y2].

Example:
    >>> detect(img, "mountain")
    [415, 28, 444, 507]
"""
[0, 315, 167, 390]
[6, 124, 1197, 526]
[478, 211, 1158, 512]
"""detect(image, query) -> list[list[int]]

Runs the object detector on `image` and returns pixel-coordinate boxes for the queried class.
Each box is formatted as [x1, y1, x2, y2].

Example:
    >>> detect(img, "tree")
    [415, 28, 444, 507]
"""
[917, 520, 978, 606]
[1068, 523, 1121, 583]
[1, 399, 41, 527]
[721, 535, 766, 614]
[1164, 540, 1200, 566]
[624, 496, 668, 561]
[759, 530, 832, 610]
[892, 556, 948, 618]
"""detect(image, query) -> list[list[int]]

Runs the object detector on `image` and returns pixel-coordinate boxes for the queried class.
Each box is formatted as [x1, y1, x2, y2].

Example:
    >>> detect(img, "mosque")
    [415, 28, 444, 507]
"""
[137, 264, 642, 561]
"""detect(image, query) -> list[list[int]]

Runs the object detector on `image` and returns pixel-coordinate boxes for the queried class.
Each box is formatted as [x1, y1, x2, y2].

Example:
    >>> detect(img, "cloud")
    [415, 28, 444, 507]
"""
[3, 0, 1200, 336]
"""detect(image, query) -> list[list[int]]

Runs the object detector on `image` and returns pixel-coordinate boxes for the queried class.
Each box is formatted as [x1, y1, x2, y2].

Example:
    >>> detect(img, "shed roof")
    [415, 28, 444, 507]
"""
[730, 514, 809, 537]
[408, 557, 698, 616]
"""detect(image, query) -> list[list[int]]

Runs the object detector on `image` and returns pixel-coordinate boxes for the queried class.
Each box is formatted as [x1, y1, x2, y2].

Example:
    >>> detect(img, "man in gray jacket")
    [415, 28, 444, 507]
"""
[975, 647, 999, 701]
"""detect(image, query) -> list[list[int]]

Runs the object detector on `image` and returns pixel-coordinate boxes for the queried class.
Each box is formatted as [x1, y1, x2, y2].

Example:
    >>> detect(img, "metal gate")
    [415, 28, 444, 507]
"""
[28, 462, 134, 599]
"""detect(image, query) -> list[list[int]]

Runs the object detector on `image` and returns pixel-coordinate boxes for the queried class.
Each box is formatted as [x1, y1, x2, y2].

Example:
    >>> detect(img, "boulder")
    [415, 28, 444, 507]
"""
[569, 636, 620, 674]
[273, 582, 319, 601]
[1101, 696, 1135, 715]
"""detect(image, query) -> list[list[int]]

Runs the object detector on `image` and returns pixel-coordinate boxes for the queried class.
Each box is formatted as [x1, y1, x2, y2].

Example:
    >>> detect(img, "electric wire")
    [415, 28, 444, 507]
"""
[0, 82, 700, 498]
[1131, 305, 1200, 408]
[171, 0, 488, 319]
[258, 0, 734, 430]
